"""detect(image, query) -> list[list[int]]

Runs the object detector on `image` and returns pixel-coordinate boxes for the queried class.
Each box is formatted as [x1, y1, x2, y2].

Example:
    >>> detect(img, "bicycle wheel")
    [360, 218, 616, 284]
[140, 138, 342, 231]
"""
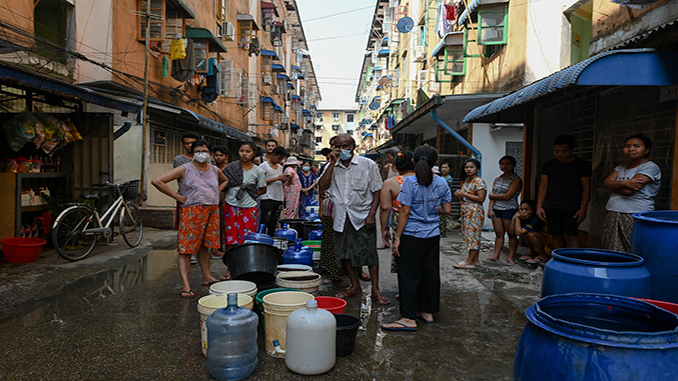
[120, 201, 143, 247]
[52, 206, 97, 261]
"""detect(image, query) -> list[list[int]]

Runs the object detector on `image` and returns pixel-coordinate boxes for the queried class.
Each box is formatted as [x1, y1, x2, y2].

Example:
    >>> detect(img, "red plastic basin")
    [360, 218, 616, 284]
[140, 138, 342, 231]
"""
[315, 296, 347, 314]
[1, 237, 46, 263]
[634, 298, 678, 315]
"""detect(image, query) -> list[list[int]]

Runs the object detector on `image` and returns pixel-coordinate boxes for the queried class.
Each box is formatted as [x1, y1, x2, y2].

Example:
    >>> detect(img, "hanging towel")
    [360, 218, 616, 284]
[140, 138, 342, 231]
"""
[169, 38, 186, 60]
[201, 63, 220, 103]
[445, 4, 456, 21]
[162, 56, 169, 78]
[207, 58, 215, 76]
[171, 39, 196, 82]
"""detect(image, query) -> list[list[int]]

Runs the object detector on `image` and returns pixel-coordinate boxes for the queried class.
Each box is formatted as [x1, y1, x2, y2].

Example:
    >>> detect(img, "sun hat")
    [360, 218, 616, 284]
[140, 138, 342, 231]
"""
[432, 165, 440, 174]
[284, 156, 300, 166]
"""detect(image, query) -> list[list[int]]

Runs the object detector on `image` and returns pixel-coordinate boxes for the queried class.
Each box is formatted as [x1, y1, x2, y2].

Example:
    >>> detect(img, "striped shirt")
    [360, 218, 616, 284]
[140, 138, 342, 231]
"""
[492, 173, 520, 210]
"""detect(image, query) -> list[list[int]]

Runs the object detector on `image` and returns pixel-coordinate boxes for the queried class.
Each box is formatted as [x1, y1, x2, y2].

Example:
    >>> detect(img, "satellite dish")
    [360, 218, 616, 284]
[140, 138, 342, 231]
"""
[378, 76, 390, 87]
[396, 17, 414, 33]
[369, 101, 380, 110]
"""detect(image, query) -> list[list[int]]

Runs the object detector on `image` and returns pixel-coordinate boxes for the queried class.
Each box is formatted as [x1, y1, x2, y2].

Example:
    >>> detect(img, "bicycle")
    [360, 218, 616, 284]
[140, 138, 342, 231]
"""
[52, 180, 144, 261]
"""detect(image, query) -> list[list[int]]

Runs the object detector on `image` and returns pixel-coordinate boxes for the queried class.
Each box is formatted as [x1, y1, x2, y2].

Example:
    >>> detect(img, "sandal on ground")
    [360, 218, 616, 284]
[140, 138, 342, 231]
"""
[219, 273, 232, 281]
[322, 278, 344, 285]
[519, 255, 535, 261]
[416, 313, 434, 324]
[526, 257, 547, 264]
[335, 288, 363, 299]
[482, 258, 500, 263]
[371, 294, 391, 305]
[190, 257, 198, 265]
[453, 261, 475, 269]
[358, 272, 372, 281]
[180, 290, 195, 299]
[505, 260, 516, 266]
[381, 322, 417, 331]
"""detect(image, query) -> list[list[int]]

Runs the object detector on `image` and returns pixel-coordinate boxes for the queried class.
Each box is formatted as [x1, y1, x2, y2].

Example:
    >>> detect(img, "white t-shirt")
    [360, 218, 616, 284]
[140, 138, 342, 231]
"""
[605, 161, 661, 213]
[259, 161, 284, 202]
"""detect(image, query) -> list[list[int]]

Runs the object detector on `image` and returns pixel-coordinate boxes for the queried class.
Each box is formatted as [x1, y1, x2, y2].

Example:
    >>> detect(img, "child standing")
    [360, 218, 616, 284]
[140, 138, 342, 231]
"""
[453, 159, 487, 269]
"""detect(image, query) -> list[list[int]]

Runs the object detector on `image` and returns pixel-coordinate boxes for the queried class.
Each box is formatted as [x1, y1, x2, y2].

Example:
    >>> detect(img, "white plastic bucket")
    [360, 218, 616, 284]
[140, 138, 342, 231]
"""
[276, 264, 313, 277]
[197, 294, 253, 356]
[276, 271, 321, 296]
[209, 280, 257, 298]
[262, 291, 314, 358]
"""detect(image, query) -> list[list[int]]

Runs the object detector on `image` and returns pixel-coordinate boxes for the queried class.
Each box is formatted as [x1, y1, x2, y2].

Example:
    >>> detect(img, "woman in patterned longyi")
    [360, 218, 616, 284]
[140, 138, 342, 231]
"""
[453, 158, 487, 269]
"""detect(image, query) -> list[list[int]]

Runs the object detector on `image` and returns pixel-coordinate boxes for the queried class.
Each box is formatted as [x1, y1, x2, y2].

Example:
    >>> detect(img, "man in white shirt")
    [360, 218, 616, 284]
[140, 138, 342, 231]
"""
[259, 146, 288, 235]
[318, 134, 390, 305]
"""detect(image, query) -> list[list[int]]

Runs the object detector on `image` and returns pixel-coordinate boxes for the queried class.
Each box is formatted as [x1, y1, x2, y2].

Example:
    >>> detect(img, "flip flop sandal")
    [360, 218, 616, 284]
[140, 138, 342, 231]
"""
[453, 261, 475, 269]
[381, 322, 417, 331]
[220, 274, 232, 281]
[505, 260, 517, 266]
[180, 290, 195, 299]
[526, 257, 547, 264]
[358, 272, 372, 281]
[416, 313, 434, 324]
[335, 288, 363, 299]
[371, 295, 391, 305]
[482, 258, 500, 263]
[519, 255, 536, 261]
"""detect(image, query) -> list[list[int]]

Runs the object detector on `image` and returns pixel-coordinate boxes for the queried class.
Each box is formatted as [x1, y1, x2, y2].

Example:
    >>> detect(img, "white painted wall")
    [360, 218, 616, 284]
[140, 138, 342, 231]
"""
[75, 0, 113, 84]
[524, 1, 571, 84]
[472, 124, 524, 227]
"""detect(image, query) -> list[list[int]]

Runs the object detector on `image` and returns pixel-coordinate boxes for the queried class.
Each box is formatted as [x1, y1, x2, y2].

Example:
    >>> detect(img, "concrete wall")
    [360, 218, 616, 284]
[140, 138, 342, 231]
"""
[472, 123, 524, 227]
[523, 1, 572, 84]
[76, 0, 113, 84]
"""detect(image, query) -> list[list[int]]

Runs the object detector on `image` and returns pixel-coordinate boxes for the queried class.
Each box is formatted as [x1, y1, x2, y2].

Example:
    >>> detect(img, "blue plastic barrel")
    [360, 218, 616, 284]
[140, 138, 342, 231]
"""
[632, 211, 678, 303]
[515, 294, 678, 381]
[542, 248, 651, 298]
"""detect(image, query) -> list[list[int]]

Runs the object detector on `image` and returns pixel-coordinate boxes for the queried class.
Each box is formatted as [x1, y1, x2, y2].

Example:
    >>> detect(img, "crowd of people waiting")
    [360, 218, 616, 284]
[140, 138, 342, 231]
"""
[151, 131, 661, 331]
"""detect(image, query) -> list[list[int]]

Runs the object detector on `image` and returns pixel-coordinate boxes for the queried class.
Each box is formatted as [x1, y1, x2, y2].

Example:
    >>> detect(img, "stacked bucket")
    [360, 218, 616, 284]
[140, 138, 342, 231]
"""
[515, 211, 678, 380]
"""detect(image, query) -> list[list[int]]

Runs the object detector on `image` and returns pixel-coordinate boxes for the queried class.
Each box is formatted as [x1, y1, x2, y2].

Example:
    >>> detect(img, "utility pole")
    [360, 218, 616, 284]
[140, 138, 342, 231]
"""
[139, 0, 150, 205]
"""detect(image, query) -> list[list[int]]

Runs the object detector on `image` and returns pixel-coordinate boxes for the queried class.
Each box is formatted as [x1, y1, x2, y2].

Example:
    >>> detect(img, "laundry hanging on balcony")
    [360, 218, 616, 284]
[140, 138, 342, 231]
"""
[171, 39, 197, 82]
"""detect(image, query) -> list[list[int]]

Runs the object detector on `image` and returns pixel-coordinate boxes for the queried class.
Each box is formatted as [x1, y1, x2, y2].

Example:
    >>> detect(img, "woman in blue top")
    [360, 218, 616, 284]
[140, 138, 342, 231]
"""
[382, 146, 452, 331]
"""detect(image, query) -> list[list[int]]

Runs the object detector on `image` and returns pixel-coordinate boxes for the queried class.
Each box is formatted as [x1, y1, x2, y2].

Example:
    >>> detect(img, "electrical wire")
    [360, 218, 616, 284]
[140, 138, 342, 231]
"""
[302, 5, 375, 23]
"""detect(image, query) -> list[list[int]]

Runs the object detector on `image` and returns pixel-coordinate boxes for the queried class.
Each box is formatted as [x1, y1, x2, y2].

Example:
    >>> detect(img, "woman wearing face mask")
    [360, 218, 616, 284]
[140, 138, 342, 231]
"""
[222, 142, 268, 258]
[151, 140, 229, 298]
[298, 160, 317, 216]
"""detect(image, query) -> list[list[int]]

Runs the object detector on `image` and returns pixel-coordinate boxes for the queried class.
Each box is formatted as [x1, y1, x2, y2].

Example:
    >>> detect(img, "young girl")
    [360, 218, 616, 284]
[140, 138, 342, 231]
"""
[298, 160, 317, 216]
[485, 156, 522, 266]
[511, 200, 550, 264]
[439, 163, 454, 237]
[453, 159, 487, 269]
[602, 133, 661, 252]
[283, 156, 302, 219]
[382, 146, 452, 331]
[222, 142, 268, 252]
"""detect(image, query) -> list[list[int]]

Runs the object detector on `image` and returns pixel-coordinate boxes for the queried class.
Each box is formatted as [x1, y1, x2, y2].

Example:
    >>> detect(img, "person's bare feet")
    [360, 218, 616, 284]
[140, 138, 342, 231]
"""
[382, 318, 417, 330]
[417, 312, 434, 323]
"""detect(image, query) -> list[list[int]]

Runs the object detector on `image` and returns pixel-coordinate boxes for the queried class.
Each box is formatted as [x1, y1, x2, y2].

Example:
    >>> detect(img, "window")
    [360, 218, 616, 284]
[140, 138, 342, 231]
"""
[193, 41, 208, 73]
[478, 3, 508, 45]
[347, 130, 354, 135]
[315, 137, 323, 143]
[138, 0, 165, 41]
[332, 124, 340, 131]
[316, 112, 323, 120]
[239, 20, 254, 44]
[332, 112, 340, 121]
[262, 56, 272, 72]
[34, 0, 74, 64]
[217, 0, 226, 22]
[346, 114, 354, 123]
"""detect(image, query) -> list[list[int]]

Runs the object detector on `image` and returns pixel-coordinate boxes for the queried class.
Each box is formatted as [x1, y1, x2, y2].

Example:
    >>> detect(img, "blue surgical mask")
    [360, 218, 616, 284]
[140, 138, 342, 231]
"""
[302, 166, 310, 171]
[339, 149, 352, 161]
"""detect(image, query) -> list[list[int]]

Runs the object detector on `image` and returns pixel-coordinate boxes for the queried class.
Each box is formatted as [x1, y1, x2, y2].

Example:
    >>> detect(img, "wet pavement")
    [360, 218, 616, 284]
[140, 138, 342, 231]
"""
[0, 229, 542, 380]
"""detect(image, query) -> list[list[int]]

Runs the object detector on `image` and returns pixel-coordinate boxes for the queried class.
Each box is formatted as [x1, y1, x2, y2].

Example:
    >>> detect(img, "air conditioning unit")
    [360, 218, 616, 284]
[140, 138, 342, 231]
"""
[414, 46, 427, 62]
[219, 21, 235, 41]
[262, 73, 272, 85]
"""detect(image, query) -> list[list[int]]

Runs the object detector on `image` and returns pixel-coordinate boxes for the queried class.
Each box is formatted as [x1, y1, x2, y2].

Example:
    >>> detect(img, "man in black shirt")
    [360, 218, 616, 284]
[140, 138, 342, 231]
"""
[536, 135, 591, 250]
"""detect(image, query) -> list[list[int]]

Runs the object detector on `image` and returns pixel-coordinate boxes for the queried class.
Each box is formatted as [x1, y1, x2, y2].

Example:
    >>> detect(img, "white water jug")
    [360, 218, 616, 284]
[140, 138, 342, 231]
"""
[284, 299, 336, 375]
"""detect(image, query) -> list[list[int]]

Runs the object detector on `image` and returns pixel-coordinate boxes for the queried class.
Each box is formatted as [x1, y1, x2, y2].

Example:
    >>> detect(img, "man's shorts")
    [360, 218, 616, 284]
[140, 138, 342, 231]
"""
[545, 208, 580, 236]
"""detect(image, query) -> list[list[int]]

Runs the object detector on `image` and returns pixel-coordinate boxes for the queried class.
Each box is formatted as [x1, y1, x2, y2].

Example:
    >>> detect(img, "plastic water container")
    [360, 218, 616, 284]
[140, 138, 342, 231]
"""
[306, 208, 319, 222]
[263, 291, 315, 357]
[209, 280, 258, 298]
[274, 224, 297, 243]
[282, 239, 313, 266]
[206, 293, 259, 380]
[243, 224, 274, 245]
[276, 271, 321, 296]
[198, 294, 253, 356]
[308, 224, 322, 240]
[284, 299, 336, 375]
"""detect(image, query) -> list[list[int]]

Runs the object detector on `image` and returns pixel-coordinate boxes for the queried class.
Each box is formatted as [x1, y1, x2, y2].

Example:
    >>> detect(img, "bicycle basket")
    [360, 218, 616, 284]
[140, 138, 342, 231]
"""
[111, 180, 140, 201]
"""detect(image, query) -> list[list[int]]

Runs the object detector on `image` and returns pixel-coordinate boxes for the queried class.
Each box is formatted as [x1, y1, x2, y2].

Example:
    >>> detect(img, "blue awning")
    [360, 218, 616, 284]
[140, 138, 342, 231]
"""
[463, 49, 678, 123]
[274, 105, 283, 112]
[431, 32, 464, 58]
[378, 49, 389, 57]
[290, 123, 300, 129]
[297, 74, 304, 79]
[277, 73, 290, 80]
[373, 96, 380, 100]
[287, 83, 294, 89]
[291, 65, 300, 71]
[260, 49, 280, 60]
[260, 96, 280, 108]
[271, 64, 286, 72]
[292, 95, 301, 100]
[302, 109, 312, 116]
[0, 61, 140, 114]
[457, 0, 480, 26]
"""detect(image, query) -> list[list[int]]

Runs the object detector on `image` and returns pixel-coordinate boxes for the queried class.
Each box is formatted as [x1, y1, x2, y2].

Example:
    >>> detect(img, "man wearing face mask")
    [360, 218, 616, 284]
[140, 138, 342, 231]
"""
[318, 134, 390, 305]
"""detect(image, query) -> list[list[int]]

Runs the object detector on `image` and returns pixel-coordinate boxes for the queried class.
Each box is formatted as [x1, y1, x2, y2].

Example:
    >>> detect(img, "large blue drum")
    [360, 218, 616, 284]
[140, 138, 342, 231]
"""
[542, 248, 651, 298]
[515, 294, 678, 381]
[632, 211, 678, 303]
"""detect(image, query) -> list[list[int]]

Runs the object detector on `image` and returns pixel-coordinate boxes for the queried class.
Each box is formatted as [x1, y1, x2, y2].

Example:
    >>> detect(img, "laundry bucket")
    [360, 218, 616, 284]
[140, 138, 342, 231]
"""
[276, 271, 321, 296]
[315, 297, 347, 314]
[334, 314, 361, 357]
[1, 237, 46, 263]
[262, 291, 314, 358]
[209, 280, 257, 298]
[197, 294, 253, 356]
[634, 298, 678, 315]
[276, 264, 313, 277]
[254, 288, 299, 328]
[302, 240, 321, 261]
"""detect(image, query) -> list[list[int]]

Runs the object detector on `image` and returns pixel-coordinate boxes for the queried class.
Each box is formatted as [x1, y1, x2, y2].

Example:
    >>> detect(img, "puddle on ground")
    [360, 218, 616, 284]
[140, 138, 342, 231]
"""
[0, 249, 177, 327]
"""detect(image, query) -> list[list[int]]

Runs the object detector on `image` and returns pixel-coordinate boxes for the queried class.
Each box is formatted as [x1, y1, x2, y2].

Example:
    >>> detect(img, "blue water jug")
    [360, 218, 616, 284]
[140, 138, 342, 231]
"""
[308, 224, 322, 240]
[243, 224, 274, 245]
[307, 207, 319, 222]
[282, 238, 313, 266]
[274, 224, 297, 243]
[206, 293, 258, 380]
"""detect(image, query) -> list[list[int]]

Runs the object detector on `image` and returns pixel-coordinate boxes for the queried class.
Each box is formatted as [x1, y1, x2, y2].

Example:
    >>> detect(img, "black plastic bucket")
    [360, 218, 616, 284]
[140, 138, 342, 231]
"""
[335, 313, 361, 357]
